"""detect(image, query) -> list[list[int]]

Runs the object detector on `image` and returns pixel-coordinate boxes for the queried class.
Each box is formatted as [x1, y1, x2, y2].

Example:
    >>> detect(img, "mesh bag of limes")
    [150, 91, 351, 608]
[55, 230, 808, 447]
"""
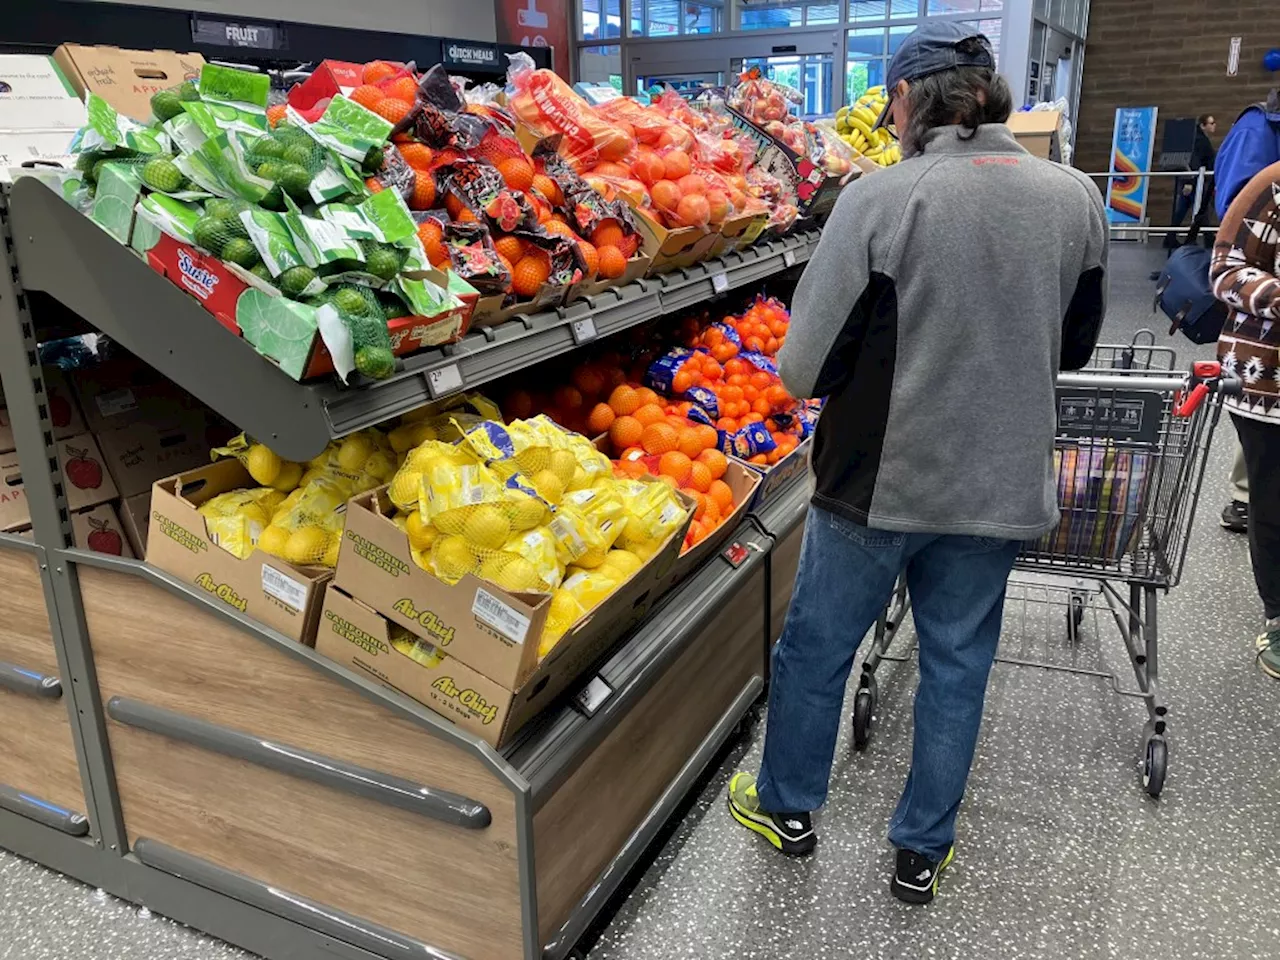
[387, 415, 689, 659]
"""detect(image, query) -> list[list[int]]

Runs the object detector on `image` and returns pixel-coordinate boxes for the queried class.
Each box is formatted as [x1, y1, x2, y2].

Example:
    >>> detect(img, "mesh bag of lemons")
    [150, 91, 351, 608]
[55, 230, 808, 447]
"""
[205, 429, 397, 567]
[386, 416, 690, 661]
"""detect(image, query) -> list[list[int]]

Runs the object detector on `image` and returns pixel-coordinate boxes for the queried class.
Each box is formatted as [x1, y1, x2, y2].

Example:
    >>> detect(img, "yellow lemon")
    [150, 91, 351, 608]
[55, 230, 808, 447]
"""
[549, 449, 577, 486]
[258, 490, 286, 514]
[506, 490, 548, 531]
[462, 504, 511, 550]
[257, 524, 290, 557]
[270, 460, 303, 492]
[336, 434, 375, 472]
[493, 556, 541, 592]
[433, 535, 476, 582]
[246, 444, 282, 486]
[399, 405, 431, 424]
[410, 545, 432, 571]
[478, 552, 515, 582]
[322, 536, 341, 568]
[567, 466, 590, 491]
[307, 444, 337, 470]
[600, 549, 644, 579]
[405, 511, 437, 551]
[531, 469, 565, 505]
[575, 545, 608, 569]
[363, 450, 397, 483]
[388, 469, 422, 510]
[393, 512, 410, 531]
[434, 508, 467, 536]
[282, 525, 330, 565]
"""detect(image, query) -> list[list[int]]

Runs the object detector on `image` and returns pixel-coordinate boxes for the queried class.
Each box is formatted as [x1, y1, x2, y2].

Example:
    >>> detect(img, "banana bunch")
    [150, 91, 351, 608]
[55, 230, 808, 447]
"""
[834, 86, 902, 167]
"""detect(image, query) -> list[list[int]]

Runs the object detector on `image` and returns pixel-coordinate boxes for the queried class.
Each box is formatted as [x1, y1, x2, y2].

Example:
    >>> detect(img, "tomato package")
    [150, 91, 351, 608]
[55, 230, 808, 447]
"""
[507, 53, 636, 170]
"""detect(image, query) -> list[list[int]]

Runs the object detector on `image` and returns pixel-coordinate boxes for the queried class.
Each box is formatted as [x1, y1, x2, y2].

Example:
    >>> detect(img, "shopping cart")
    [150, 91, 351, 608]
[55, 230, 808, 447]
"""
[849, 333, 1240, 798]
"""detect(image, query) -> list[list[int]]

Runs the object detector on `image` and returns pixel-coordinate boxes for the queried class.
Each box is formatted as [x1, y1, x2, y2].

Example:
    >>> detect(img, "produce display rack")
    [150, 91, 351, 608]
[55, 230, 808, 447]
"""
[0, 177, 812, 960]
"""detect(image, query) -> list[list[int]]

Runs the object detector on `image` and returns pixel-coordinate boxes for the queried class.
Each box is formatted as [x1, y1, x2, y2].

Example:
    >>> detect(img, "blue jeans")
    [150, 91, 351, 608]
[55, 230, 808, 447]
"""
[756, 505, 1020, 861]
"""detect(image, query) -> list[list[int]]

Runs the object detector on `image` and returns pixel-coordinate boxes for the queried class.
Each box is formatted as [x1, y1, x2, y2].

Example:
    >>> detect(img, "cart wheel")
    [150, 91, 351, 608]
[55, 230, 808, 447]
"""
[1142, 737, 1167, 798]
[1067, 594, 1085, 640]
[852, 687, 876, 752]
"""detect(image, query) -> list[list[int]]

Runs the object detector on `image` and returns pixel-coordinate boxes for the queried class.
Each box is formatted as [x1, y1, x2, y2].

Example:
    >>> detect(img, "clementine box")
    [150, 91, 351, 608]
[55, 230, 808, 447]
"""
[334, 484, 690, 690]
[0, 432, 118, 532]
[146, 460, 331, 644]
[318, 585, 600, 748]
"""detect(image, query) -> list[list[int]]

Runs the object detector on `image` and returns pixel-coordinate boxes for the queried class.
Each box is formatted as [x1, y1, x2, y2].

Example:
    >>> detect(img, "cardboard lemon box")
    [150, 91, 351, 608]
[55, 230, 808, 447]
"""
[335, 484, 690, 691]
[0, 366, 86, 453]
[319, 586, 589, 748]
[0, 432, 118, 532]
[147, 460, 331, 644]
[53, 44, 205, 123]
[118, 490, 151, 558]
[95, 411, 232, 499]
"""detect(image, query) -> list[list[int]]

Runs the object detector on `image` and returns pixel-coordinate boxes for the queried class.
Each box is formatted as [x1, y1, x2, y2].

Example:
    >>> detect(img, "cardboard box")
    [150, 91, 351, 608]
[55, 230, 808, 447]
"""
[669, 459, 761, 585]
[0, 432, 118, 532]
[71, 353, 204, 435]
[318, 586, 602, 748]
[147, 460, 331, 644]
[53, 44, 205, 123]
[0, 366, 86, 452]
[71, 502, 135, 558]
[628, 203, 720, 276]
[564, 251, 652, 304]
[744, 438, 812, 510]
[118, 490, 151, 558]
[706, 211, 769, 260]
[1007, 110, 1063, 162]
[0, 55, 85, 179]
[725, 106, 843, 219]
[95, 412, 230, 499]
[335, 484, 689, 690]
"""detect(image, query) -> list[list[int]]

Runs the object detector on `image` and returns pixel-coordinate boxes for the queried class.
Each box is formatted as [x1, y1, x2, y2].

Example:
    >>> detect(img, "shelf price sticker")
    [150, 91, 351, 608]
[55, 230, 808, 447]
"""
[571, 317, 598, 345]
[262, 563, 308, 612]
[426, 363, 463, 399]
[711, 272, 730, 294]
[782, 250, 797, 268]
[472, 587, 532, 646]
[573, 675, 613, 718]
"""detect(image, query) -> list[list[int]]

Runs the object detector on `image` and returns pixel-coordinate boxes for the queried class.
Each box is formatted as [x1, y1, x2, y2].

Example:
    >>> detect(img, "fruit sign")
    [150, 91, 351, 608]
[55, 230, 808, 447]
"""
[495, 0, 570, 81]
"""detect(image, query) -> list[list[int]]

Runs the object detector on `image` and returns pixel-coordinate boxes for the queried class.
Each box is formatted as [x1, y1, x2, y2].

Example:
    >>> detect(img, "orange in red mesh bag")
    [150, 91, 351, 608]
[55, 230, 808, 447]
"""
[507, 53, 635, 170]
[594, 98, 669, 148]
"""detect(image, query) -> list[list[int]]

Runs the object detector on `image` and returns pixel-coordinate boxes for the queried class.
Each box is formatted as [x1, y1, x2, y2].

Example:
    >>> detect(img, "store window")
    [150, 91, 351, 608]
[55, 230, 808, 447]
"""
[846, 57, 887, 104]
[926, 0, 1002, 12]
[579, 45, 623, 90]
[889, 0, 919, 16]
[740, 0, 839, 29]
[740, 54, 834, 118]
[957, 18, 1001, 65]
[630, 0, 724, 36]
[580, 0, 622, 41]
[849, 0, 889, 20]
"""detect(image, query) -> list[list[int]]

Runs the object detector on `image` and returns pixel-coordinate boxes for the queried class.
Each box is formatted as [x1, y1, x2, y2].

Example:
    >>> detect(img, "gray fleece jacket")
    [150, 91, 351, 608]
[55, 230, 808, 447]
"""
[779, 123, 1108, 540]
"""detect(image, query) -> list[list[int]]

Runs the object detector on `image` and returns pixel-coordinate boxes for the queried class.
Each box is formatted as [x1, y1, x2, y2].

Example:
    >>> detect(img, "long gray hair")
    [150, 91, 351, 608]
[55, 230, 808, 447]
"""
[901, 38, 1013, 156]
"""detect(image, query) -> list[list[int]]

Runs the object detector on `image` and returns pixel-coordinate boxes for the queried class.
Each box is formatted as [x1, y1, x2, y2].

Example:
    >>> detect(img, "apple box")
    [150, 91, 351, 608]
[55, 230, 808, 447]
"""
[147, 460, 331, 644]
[0, 366, 85, 452]
[53, 44, 205, 123]
[334, 484, 690, 690]
[95, 411, 233, 498]
[0, 432, 119, 532]
[71, 503, 135, 558]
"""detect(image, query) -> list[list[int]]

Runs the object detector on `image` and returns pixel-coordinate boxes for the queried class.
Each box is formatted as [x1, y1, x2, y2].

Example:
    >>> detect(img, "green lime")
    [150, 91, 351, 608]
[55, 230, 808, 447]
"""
[355, 345, 396, 380]
[259, 186, 285, 211]
[251, 135, 287, 159]
[222, 238, 260, 268]
[151, 89, 184, 122]
[256, 160, 284, 182]
[141, 157, 187, 193]
[205, 198, 247, 221]
[364, 247, 403, 281]
[277, 163, 312, 198]
[281, 141, 321, 172]
[334, 287, 371, 316]
[361, 146, 385, 175]
[249, 262, 275, 282]
[279, 266, 319, 299]
[178, 81, 201, 102]
[192, 215, 230, 256]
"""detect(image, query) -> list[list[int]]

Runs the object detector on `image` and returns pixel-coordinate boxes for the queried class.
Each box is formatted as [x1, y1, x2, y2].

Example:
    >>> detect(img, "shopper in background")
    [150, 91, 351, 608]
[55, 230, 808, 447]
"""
[1211, 160, 1280, 677]
[1167, 114, 1217, 247]
[1214, 89, 1280, 534]
[726, 21, 1107, 905]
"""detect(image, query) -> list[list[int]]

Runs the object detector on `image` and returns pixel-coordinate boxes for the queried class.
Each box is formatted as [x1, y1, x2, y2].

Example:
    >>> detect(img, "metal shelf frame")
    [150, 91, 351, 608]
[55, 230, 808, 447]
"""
[0, 176, 814, 960]
[6, 178, 817, 462]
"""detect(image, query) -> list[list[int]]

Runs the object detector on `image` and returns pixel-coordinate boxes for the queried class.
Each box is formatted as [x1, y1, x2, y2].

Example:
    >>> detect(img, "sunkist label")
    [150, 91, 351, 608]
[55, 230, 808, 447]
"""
[431, 676, 499, 726]
[392, 598, 455, 647]
[152, 511, 208, 554]
[325, 610, 388, 656]
[346, 528, 409, 576]
[194, 572, 247, 612]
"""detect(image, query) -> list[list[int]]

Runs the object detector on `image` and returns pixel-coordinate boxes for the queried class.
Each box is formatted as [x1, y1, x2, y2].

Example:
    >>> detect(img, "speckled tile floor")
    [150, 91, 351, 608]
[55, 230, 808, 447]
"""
[2, 244, 1277, 960]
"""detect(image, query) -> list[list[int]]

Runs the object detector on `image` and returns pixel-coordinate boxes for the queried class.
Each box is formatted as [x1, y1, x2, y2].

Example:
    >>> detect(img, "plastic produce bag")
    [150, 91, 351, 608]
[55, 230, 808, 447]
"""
[198, 487, 287, 559]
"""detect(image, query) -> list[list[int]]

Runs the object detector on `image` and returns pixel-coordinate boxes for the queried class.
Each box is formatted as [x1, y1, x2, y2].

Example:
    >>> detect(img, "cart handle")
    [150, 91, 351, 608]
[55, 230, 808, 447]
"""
[1173, 361, 1241, 417]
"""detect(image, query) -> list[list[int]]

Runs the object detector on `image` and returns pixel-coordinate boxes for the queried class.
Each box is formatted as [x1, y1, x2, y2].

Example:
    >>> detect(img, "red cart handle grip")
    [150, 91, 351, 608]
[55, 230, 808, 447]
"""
[1174, 383, 1210, 417]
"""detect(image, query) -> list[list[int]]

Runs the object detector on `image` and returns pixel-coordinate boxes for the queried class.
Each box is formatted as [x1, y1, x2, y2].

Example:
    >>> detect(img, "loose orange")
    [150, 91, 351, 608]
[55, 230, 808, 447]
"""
[578, 240, 599, 277]
[640, 422, 679, 455]
[399, 143, 434, 171]
[586, 403, 616, 434]
[591, 221, 625, 249]
[633, 404, 666, 426]
[497, 156, 535, 192]
[350, 84, 386, 109]
[635, 387, 660, 407]
[444, 193, 465, 220]
[384, 76, 419, 103]
[493, 234, 526, 263]
[610, 415, 643, 450]
[688, 491, 707, 521]
[410, 170, 436, 210]
[553, 385, 584, 411]
[707, 479, 734, 511]
[363, 61, 399, 84]
[695, 424, 719, 451]
[702, 496, 721, 526]
[617, 458, 649, 478]
[373, 97, 412, 126]
[572, 364, 606, 397]
[658, 451, 692, 484]
[677, 427, 705, 459]
[456, 208, 478, 223]
[686, 460, 713, 493]
[417, 220, 448, 266]
[696, 448, 728, 480]
[608, 384, 641, 416]
[531, 173, 563, 205]
[596, 245, 628, 279]
[511, 252, 551, 297]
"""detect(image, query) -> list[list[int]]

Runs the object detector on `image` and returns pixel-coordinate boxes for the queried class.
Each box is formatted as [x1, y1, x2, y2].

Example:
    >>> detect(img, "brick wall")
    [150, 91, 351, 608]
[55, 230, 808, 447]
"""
[1077, 0, 1278, 224]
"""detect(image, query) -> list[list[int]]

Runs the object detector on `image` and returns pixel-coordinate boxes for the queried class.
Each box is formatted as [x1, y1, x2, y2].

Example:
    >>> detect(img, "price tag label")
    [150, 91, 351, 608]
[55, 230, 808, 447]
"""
[783, 250, 797, 268]
[571, 317, 598, 345]
[426, 364, 463, 398]
[711, 272, 730, 294]
[573, 675, 613, 717]
[722, 541, 750, 569]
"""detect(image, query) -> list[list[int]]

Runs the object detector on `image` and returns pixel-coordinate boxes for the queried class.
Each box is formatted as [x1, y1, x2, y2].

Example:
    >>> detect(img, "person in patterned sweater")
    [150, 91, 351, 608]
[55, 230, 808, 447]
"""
[1212, 160, 1280, 676]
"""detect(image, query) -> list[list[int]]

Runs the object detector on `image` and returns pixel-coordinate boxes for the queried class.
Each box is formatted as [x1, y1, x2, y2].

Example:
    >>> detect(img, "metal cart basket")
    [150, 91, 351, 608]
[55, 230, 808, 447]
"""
[850, 334, 1237, 798]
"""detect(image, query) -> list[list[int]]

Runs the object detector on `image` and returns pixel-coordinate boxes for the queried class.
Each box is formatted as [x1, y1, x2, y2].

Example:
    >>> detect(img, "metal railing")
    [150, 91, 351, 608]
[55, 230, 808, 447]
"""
[1079, 167, 1216, 239]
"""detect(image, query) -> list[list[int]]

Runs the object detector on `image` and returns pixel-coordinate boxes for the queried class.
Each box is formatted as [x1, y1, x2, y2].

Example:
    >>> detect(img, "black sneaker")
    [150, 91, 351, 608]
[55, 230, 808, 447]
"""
[890, 846, 954, 904]
[726, 772, 816, 856]
[1221, 500, 1248, 533]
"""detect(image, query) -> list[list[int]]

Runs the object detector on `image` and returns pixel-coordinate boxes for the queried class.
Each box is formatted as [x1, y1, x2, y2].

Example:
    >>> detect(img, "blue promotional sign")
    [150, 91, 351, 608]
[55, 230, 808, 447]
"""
[1105, 106, 1159, 224]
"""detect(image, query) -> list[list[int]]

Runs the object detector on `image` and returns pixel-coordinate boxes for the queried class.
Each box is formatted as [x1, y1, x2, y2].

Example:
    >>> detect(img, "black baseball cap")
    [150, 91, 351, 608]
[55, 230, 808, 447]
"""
[872, 22, 995, 131]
